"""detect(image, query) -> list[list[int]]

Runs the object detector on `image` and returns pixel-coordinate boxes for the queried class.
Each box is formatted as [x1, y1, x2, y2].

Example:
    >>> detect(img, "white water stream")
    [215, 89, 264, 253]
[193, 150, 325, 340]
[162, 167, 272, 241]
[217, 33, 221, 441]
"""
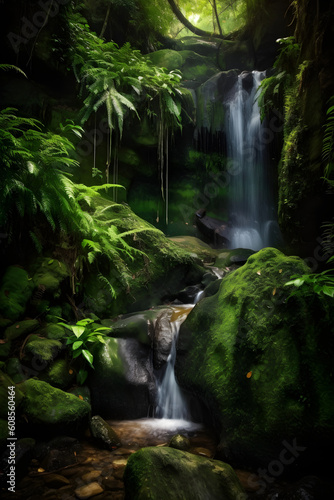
[225, 70, 280, 250]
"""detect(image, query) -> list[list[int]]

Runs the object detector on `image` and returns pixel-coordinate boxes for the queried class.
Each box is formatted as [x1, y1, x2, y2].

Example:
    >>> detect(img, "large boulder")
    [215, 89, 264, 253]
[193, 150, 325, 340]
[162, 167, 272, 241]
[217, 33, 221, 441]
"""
[19, 379, 91, 436]
[89, 337, 156, 419]
[176, 247, 334, 469]
[123, 446, 246, 500]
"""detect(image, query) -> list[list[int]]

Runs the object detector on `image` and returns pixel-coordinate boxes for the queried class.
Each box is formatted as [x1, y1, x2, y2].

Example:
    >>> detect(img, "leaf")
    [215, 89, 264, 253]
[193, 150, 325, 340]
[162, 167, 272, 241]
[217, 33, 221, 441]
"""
[272, 288, 276, 296]
[82, 349, 94, 368]
[73, 340, 83, 350]
[285, 278, 305, 287]
[77, 369, 88, 385]
[71, 325, 85, 338]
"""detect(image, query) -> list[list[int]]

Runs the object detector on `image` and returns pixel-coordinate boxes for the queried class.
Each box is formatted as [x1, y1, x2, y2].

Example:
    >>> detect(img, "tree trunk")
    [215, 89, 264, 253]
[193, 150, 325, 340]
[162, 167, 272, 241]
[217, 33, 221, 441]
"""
[166, 0, 226, 39]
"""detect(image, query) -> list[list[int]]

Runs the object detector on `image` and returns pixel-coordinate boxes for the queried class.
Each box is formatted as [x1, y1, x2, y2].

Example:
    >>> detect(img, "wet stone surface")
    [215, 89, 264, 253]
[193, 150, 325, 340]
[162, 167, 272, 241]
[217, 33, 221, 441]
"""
[0, 419, 216, 500]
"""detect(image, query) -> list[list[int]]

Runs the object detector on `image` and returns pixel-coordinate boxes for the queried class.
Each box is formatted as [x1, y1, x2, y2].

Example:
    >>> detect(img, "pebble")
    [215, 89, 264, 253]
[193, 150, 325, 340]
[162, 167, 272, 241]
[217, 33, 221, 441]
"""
[42, 473, 70, 488]
[81, 470, 102, 483]
[74, 482, 104, 499]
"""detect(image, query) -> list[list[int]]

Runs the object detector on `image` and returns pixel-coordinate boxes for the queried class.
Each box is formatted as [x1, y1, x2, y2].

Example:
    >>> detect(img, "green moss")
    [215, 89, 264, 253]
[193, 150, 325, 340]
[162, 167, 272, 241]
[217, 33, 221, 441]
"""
[5, 319, 40, 341]
[45, 359, 73, 389]
[168, 236, 219, 263]
[20, 379, 90, 427]
[42, 324, 67, 340]
[31, 258, 69, 298]
[0, 371, 24, 418]
[24, 336, 63, 363]
[176, 248, 334, 463]
[0, 266, 34, 321]
[123, 447, 246, 500]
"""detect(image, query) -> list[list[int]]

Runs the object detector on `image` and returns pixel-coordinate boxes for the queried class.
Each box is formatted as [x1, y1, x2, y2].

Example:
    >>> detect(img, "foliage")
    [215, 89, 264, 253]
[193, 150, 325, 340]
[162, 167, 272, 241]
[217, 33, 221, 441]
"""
[59, 318, 110, 384]
[284, 257, 334, 299]
[68, 12, 187, 220]
[257, 37, 300, 121]
[322, 96, 334, 180]
[0, 108, 82, 247]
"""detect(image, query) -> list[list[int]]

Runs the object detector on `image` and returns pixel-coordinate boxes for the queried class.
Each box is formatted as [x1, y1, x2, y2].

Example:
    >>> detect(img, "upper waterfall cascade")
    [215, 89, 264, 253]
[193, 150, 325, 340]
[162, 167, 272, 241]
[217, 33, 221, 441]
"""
[225, 70, 280, 251]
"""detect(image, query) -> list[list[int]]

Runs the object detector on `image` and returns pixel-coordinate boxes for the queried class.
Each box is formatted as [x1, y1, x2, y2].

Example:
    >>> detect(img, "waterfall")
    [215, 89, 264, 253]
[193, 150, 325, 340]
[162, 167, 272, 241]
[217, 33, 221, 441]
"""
[156, 301, 200, 421]
[225, 71, 280, 251]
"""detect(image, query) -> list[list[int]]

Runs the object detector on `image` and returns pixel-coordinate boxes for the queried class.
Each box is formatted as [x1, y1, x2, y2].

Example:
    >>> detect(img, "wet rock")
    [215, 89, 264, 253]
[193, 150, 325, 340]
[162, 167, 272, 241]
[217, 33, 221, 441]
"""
[89, 337, 155, 419]
[169, 434, 191, 451]
[195, 211, 230, 248]
[90, 415, 122, 450]
[123, 447, 246, 500]
[82, 470, 102, 482]
[75, 482, 104, 499]
[240, 70, 254, 91]
[153, 308, 174, 369]
[42, 473, 70, 488]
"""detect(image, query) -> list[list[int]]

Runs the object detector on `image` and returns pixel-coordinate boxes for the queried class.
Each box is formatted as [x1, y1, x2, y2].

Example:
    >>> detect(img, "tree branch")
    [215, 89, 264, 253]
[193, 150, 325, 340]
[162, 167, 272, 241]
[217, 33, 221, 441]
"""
[166, 0, 226, 39]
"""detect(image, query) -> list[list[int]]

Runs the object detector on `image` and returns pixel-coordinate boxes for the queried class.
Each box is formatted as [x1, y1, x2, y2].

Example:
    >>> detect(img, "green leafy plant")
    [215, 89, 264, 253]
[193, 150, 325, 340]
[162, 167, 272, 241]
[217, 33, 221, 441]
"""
[284, 257, 334, 298]
[59, 318, 110, 384]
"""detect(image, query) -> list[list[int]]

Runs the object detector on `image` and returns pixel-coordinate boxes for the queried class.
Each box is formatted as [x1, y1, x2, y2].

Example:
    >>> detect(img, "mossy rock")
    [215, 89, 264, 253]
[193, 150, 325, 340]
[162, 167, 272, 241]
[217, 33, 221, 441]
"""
[20, 379, 91, 433]
[44, 359, 74, 389]
[0, 371, 24, 418]
[90, 415, 122, 450]
[169, 236, 219, 263]
[41, 324, 67, 340]
[80, 194, 204, 317]
[0, 266, 34, 322]
[123, 446, 246, 500]
[4, 319, 40, 341]
[214, 248, 255, 268]
[169, 434, 191, 451]
[176, 247, 334, 467]
[31, 258, 69, 298]
[146, 49, 184, 72]
[24, 336, 63, 364]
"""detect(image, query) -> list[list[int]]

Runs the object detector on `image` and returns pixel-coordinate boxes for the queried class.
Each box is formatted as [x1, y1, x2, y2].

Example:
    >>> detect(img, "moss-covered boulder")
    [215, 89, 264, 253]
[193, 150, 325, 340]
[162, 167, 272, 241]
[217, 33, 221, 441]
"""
[0, 371, 24, 418]
[44, 359, 74, 389]
[31, 258, 69, 298]
[123, 446, 246, 500]
[176, 247, 334, 468]
[0, 266, 34, 321]
[4, 319, 40, 341]
[20, 379, 90, 435]
[24, 335, 63, 364]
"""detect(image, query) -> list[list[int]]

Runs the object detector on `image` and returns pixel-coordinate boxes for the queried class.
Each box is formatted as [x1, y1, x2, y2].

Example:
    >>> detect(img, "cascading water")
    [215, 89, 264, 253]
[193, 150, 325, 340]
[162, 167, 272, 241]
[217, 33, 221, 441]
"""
[156, 305, 193, 420]
[225, 70, 280, 251]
